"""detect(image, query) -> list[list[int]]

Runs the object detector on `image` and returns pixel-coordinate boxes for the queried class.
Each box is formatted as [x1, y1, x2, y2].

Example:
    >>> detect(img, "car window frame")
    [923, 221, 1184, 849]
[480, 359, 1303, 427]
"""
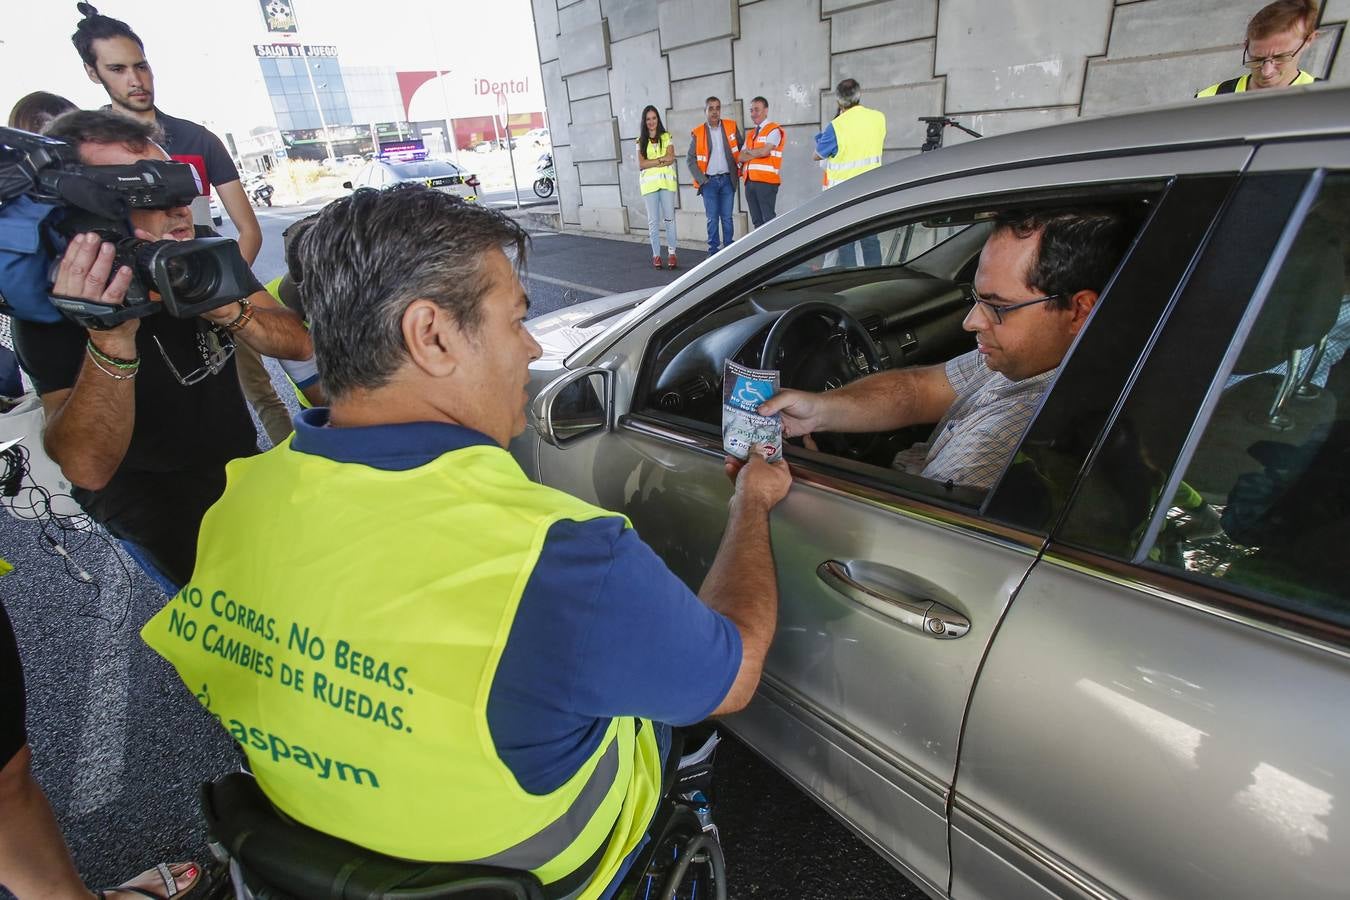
[985, 174, 1241, 534]
[1049, 166, 1350, 643]
[625, 179, 1184, 522]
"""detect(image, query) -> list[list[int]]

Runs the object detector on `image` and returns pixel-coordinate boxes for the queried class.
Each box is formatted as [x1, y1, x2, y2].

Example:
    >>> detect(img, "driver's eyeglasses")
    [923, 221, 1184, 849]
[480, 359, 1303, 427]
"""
[959, 284, 1060, 325]
[153, 330, 236, 386]
[1242, 35, 1310, 69]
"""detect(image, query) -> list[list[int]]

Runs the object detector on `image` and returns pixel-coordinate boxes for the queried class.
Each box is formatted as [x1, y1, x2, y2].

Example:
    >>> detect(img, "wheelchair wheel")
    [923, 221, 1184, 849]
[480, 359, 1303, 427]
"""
[624, 806, 726, 900]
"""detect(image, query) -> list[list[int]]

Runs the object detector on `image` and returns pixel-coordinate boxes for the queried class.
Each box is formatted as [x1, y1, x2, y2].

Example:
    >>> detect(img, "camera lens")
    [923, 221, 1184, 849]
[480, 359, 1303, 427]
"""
[129, 238, 223, 304]
[161, 252, 221, 301]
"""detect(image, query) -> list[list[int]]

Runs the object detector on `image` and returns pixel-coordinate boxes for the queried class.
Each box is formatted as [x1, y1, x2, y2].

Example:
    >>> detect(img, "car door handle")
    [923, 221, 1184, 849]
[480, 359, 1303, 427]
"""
[816, 560, 970, 639]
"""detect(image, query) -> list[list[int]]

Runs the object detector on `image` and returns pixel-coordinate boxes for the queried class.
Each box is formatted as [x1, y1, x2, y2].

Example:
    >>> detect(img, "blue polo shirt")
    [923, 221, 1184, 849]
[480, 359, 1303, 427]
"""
[814, 122, 839, 158]
[290, 408, 742, 794]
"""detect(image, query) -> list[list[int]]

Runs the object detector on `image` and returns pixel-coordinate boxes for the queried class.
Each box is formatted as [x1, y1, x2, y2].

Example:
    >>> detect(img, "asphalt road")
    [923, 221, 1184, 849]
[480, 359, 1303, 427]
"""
[0, 200, 926, 899]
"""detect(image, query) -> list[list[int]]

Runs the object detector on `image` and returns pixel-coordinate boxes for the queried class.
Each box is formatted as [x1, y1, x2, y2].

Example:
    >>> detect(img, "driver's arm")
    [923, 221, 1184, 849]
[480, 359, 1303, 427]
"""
[759, 364, 956, 437]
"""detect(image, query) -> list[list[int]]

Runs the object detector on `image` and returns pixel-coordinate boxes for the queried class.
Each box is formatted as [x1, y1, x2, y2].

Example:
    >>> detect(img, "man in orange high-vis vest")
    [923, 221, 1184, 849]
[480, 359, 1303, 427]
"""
[740, 96, 784, 229]
[686, 96, 743, 254]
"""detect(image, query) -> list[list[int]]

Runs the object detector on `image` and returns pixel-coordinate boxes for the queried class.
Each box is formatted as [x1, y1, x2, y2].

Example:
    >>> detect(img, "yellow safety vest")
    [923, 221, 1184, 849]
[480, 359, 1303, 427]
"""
[638, 133, 676, 195]
[141, 441, 662, 896]
[824, 104, 885, 188]
[1195, 70, 1317, 97]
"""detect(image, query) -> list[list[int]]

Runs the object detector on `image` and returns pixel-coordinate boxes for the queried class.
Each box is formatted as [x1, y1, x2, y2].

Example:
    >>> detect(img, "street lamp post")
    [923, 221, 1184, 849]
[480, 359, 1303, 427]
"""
[300, 53, 336, 161]
[426, 26, 461, 166]
[498, 91, 521, 209]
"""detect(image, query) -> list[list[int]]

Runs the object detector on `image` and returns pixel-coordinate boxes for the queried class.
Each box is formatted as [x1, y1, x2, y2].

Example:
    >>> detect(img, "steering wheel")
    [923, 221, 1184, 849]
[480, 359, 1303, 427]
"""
[759, 301, 885, 460]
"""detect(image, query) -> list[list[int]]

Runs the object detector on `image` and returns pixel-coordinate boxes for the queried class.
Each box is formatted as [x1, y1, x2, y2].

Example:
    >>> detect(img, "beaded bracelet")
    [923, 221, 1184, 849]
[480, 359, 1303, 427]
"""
[224, 298, 255, 333]
[86, 346, 138, 380]
[86, 340, 140, 370]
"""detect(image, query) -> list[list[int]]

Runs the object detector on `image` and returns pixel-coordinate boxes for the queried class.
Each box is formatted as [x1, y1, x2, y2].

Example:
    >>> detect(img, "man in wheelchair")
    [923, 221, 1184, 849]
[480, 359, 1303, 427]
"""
[761, 208, 1134, 489]
[140, 185, 792, 900]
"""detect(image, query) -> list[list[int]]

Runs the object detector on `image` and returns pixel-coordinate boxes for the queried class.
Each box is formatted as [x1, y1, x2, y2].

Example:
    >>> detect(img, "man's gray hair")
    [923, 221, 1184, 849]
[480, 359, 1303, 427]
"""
[44, 108, 162, 150]
[297, 184, 529, 401]
[835, 78, 862, 108]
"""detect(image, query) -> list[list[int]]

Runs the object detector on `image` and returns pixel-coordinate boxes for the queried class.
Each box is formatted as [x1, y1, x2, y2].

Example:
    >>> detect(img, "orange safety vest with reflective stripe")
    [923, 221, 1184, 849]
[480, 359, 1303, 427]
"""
[692, 121, 740, 176]
[741, 120, 783, 185]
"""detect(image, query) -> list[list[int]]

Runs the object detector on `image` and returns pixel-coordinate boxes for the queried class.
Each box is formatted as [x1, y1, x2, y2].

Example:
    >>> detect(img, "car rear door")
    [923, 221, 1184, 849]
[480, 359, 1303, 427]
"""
[953, 143, 1350, 899]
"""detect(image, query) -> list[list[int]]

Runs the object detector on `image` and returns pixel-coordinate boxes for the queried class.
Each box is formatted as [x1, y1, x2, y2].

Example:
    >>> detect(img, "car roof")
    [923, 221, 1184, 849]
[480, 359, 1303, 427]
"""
[834, 84, 1350, 201]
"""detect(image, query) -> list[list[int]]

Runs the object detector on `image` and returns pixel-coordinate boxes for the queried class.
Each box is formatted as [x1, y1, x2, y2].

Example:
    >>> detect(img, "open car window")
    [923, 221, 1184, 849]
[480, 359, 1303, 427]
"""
[632, 187, 1158, 510]
[1138, 173, 1350, 627]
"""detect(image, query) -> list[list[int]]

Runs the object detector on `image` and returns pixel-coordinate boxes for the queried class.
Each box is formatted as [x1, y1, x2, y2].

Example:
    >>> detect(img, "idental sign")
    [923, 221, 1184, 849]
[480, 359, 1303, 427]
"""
[473, 77, 531, 96]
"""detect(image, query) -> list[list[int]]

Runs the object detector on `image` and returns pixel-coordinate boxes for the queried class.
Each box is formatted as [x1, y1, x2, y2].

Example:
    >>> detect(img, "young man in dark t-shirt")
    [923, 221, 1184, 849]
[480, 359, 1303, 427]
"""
[73, 6, 295, 446]
[12, 111, 312, 589]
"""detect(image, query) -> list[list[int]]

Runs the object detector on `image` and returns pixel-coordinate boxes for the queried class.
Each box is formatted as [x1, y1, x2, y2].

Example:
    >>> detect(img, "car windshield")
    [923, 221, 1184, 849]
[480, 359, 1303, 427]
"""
[764, 221, 973, 285]
[389, 161, 462, 179]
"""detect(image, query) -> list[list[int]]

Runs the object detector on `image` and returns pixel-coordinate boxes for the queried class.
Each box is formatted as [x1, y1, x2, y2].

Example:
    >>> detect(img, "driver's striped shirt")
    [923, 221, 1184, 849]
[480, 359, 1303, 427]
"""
[893, 349, 1057, 490]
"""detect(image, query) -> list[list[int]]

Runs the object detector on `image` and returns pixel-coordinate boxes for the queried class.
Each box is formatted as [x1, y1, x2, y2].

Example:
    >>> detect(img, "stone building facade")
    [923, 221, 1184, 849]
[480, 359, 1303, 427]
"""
[531, 0, 1346, 242]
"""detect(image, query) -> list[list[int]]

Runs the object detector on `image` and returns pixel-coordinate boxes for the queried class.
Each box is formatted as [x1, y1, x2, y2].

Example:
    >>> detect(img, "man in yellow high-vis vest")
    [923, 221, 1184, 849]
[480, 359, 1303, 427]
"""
[1195, 0, 1322, 97]
[140, 185, 792, 899]
[814, 78, 886, 266]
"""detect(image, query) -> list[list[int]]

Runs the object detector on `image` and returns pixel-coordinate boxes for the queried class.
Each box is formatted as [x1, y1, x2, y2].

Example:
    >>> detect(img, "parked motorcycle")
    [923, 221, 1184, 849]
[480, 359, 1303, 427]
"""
[533, 152, 555, 199]
[246, 175, 274, 207]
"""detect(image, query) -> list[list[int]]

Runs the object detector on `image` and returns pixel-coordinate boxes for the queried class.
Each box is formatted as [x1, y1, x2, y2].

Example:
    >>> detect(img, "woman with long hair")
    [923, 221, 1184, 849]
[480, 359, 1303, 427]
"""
[7, 92, 78, 134]
[636, 105, 678, 269]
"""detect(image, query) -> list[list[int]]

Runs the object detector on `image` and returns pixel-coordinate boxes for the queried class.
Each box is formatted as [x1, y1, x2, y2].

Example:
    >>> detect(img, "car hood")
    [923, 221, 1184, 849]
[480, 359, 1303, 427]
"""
[527, 287, 658, 366]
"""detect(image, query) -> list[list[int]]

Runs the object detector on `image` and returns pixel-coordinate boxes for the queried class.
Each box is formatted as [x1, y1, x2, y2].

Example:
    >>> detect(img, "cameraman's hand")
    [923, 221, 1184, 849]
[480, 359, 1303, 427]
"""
[53, 233, 139, 351]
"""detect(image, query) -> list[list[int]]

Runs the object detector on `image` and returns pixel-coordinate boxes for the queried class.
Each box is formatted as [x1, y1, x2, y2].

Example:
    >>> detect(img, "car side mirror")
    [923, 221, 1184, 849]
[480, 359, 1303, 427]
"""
[533, 367, 613, 447]
[342, 180, 353, 189]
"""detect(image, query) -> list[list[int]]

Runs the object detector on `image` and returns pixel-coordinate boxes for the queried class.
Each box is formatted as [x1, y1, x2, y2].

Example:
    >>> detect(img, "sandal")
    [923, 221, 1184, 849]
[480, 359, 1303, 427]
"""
[97, 862, 200, 900]
[652, 255, 663, 269]
[668, 253, 678, 270]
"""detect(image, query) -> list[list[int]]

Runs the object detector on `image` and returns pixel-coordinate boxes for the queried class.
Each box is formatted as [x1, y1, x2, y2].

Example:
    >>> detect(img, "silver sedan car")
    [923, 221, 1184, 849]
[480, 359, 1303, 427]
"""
[514, 86, 1350, 899]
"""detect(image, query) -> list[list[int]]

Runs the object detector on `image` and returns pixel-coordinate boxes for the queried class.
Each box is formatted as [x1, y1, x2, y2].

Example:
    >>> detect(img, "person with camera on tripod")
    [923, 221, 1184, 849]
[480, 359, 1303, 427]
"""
[10, 111, 311, 592]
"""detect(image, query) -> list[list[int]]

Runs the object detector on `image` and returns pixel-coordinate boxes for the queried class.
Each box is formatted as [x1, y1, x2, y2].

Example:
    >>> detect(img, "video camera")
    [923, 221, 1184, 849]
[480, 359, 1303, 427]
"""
[0, 125, 253, 330]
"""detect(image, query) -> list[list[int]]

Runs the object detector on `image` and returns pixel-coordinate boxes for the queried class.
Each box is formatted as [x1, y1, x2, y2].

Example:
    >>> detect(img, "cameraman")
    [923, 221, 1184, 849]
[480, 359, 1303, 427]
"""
[73, 3, 294, 446]
[11, 111, 311, 590]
